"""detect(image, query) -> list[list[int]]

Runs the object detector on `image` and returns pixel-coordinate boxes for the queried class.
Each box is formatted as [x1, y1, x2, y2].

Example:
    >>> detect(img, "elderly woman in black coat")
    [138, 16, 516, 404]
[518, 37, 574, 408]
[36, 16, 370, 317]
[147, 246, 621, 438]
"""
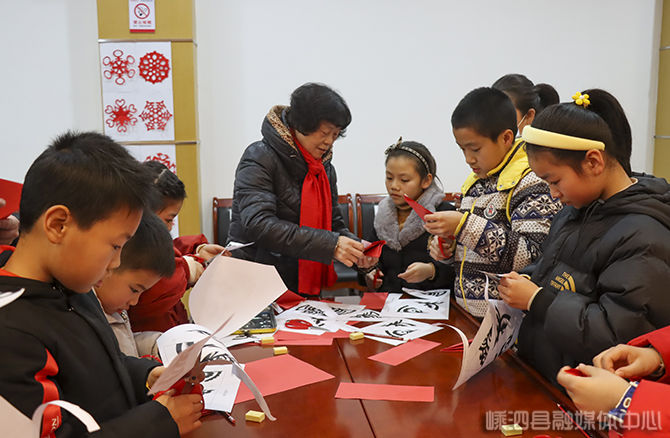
[229, 83, 374, 296]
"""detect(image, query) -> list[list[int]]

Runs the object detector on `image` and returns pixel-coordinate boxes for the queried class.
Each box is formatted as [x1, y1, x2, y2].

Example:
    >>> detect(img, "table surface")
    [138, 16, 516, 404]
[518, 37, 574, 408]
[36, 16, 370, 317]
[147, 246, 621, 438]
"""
[187, 299, 601, 438]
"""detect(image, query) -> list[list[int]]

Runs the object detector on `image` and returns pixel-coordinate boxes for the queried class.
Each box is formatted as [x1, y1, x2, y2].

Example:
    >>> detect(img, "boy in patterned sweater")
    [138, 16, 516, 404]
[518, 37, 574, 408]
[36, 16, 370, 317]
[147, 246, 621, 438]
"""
[425, 87, 562, 317]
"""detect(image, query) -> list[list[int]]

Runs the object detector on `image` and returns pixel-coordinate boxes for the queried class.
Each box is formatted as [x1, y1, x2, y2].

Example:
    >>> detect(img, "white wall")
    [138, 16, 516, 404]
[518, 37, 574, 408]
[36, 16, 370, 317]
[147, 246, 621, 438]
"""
[196, 0, 661, 240]
[0, 0, 102, 183]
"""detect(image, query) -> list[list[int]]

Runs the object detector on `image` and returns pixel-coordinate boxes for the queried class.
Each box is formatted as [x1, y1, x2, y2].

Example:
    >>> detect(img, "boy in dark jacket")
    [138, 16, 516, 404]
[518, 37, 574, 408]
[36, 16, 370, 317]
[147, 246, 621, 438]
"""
[0, 132, 202, 437]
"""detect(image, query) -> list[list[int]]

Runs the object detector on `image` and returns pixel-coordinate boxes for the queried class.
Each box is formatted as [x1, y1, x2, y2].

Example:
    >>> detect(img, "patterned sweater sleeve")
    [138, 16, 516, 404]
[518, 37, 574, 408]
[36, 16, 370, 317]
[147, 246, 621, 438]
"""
[456, 172, 561, 271]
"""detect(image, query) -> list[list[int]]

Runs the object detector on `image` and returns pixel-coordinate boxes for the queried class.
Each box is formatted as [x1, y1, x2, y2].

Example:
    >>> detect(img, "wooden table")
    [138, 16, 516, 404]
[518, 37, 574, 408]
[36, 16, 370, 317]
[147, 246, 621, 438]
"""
[188, 300, 601, 437]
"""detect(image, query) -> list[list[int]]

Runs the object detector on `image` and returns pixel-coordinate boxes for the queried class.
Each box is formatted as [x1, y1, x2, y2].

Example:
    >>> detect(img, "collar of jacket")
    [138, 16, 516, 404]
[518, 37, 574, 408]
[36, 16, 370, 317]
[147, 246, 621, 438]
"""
[265, 105, 334, 163]
[460, 138, 530, 194]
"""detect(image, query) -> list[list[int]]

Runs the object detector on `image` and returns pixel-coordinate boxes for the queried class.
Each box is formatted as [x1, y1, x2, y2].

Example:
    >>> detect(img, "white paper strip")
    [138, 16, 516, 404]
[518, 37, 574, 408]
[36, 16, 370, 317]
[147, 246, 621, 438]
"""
[0, 289, 24, 308]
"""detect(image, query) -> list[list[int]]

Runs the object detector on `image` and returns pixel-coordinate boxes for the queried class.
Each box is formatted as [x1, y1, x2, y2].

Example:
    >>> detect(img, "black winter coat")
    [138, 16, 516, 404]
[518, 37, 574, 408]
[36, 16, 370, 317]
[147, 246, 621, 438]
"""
[518, 176, 670, 384]
[229, 106, 356, 293]
[0, 275, 178, 437]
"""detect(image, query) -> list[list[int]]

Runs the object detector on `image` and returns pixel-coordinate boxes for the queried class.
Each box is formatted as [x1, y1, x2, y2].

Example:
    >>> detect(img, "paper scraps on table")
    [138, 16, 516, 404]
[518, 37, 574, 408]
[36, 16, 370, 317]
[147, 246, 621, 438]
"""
[234, 354, 334, 403]
[359, 292, 389, 310]
[359, 318, 442, 340]
[368, 338, 441, 366]
[335, 382, 434, 402]
[188, 257, 287, 335]
[448, 276, 524, 389]
[0, 179, 22, 219]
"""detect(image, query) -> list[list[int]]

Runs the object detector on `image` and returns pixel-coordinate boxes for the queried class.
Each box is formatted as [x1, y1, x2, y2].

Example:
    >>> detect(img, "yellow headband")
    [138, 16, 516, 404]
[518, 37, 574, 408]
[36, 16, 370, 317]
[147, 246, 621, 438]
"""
[522, 126, 605, 151]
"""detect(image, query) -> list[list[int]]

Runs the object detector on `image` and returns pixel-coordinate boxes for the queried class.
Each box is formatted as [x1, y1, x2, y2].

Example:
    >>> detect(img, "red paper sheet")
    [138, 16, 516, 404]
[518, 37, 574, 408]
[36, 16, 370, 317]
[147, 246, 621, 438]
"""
[359, 292, 388, 310]
[335, 382, 434, 402]
[403, 194, 433, 221]
[0, 179, 22, 219]
[363, 240, 385, 258]
[234, 354, 334, 403]
[368, 338, 441, 366]
[321, 329, 352, 339]
[274, 337, 333, 346]
[275, 290, 305, 310]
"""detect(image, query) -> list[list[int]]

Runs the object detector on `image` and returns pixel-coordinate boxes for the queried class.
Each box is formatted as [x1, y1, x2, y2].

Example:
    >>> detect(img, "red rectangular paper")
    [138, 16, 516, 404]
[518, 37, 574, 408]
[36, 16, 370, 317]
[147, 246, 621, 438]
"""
[368, 338, 441, 366]
[0, 179, 22, 219]
[403, 194, 433, 221]
[363, 240, 385, 258]
[359, 292, 388, 310]
[274, 337, 333, 346]
[335, 382, 434, 402]
[321, 329, 352, 339]
[234, 354, 334, 403]
[273, 330, 321, 341]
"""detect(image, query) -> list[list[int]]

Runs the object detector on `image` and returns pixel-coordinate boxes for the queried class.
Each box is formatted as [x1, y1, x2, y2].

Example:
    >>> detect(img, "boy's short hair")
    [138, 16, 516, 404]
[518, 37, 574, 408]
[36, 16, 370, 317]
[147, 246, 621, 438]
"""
[118, 212, 175, 277]
[286, 82, 352, 137]
[141, 160, 186, 211]
[20, 131, 153, 233]
[451, 87, 518, 141]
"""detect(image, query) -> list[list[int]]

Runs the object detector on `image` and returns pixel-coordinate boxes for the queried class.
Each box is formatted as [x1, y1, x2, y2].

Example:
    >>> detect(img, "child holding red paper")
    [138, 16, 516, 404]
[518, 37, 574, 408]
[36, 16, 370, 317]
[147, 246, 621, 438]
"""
[359, 139, 455, 292]
[425, 87, 561, 317]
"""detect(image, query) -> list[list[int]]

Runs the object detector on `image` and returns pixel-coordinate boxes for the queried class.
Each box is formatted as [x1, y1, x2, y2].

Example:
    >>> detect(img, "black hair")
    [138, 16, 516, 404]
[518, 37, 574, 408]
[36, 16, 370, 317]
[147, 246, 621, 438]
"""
[526, 89, 632, 176]
[141, 160, 186, 211]
[451, 87, 518, 141]
[118, 212, 175, 277]
[286, 83, 352, 137]
[20, 131, 152, 233]
[385, 140, 437, 182]
[492, 74, 559, 116]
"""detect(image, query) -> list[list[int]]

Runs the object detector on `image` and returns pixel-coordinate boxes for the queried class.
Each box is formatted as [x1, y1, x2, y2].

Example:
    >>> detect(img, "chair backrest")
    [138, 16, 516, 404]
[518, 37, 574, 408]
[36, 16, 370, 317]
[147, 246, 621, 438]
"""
[212, 197, 233, 245]
[337, 194, 356, 235]
[355, 193, 386, 239]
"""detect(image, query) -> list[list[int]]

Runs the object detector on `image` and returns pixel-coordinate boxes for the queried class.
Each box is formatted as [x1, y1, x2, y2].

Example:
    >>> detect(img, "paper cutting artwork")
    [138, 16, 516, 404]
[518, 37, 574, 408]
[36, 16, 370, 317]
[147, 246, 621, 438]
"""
[139, 101, 172, 130]
[104, 99, 137, 133]
[102, 49, 136, 85]
[145, 152, 176, 172]
[138, 51, 171, 84]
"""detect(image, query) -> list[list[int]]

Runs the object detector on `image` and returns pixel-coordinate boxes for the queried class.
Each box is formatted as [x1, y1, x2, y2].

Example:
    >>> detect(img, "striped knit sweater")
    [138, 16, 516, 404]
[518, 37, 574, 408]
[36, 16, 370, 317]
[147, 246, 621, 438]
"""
[451, 139, 562, 317]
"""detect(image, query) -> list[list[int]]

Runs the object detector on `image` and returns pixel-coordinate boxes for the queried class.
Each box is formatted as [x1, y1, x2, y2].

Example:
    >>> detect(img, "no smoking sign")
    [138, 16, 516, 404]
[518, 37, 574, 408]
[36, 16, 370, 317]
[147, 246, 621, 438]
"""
[129, 0, 155, 33]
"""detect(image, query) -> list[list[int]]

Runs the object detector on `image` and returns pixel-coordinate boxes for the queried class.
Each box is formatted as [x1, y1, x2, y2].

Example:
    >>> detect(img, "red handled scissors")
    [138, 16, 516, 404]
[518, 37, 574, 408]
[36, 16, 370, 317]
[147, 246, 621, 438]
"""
[285, 319, 327, 331]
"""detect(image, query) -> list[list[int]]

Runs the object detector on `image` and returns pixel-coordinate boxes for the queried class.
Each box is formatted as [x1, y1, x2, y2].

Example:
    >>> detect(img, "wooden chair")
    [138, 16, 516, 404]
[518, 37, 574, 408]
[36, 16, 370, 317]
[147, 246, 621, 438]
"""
[212, 197, 233, 245]
[355, 193, 386, 240]
[329, 194, 362, 291]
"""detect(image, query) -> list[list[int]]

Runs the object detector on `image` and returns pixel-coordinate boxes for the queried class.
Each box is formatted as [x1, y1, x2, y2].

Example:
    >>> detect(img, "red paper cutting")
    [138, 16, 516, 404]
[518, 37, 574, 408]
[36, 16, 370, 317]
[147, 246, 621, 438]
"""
[102, 49, 136, 85]
[138, 51, 170, 84]
[234, 354, 334, 403]
[368, 338, 441, 366]
[335, 382, 434, 402]
[105, 99, 138, 133]
[145, 153, 176, 172]
[403, 194, 433, 221]
[0, 179, 22, 219]
[359, 292, 388, 310]
[139, 101, 172, 131]
[363, 240, 385, 258]
[275, 290, 305, 310]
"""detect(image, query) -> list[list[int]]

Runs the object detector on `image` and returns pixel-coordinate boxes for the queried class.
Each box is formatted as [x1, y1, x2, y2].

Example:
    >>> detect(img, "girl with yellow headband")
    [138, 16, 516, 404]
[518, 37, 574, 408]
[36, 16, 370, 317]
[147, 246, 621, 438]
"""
[497, 89, 670, 398]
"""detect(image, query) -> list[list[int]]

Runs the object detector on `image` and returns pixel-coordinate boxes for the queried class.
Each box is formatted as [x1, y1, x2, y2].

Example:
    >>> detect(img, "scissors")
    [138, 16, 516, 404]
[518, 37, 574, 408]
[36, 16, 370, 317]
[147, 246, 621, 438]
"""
[285, 319, 327, 331]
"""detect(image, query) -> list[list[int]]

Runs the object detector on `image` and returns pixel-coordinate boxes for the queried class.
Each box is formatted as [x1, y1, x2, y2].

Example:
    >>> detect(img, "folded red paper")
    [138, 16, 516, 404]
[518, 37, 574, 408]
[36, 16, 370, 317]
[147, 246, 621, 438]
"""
[0, 179, 22, 219]
[335, 382, 434, 402]
[363, 240, 385, 258]
[403, 194, 433, 221]
[368, 338, 440, 366]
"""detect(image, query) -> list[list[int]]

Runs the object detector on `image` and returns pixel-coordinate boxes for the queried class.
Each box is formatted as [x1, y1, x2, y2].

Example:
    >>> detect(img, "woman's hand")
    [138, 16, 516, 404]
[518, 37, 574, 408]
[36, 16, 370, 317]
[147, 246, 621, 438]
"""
[497, 272, 539, 310]
[423, 211, 463, 238]
[365, 269, 383, 290]
[398, 262, 435, 283]
[429, 236, 453, 261]
[197, 243, 226, 261]
[155, 390, 203, 435]
[557, 364, 631, 414]
[593, 344, 663, 379]
[334, 236, 364, 267]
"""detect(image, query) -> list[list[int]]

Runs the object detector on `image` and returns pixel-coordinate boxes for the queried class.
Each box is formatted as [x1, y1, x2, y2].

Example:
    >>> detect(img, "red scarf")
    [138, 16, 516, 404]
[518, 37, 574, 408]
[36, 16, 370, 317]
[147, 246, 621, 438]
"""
[293, 134, 337, 295]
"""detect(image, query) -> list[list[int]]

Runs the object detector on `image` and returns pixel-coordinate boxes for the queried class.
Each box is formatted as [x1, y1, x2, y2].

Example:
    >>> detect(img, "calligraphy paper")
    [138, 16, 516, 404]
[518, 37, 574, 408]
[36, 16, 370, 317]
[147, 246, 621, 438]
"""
[326, 302, 365, 318]
[359, 292, 389, 310]
[335, 383, 434, 402]
[402, 287, 451, 303]
[200, 364, 243, 413]
[368, 338, 441, 366]
[188, 257, 287, 335]
[450, 276, 524, 389]
[280, 301, 339, 320]
[381, 297, 450, 320]
[234, 354, 334, 403]
[360, 318, 442, 340]
[344, 308, 388, 322]
[0, 179, 22, 219]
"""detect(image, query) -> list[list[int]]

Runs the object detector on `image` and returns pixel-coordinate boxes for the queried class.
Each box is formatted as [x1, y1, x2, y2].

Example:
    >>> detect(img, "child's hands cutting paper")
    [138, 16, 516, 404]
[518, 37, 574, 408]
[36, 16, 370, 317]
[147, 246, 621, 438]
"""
[398, 262, 435, 284]
[429, 236, 454, 261]
[557, 364, 630, 414]
[593, 343, 663, 379]
[497, 272, 539, 310]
